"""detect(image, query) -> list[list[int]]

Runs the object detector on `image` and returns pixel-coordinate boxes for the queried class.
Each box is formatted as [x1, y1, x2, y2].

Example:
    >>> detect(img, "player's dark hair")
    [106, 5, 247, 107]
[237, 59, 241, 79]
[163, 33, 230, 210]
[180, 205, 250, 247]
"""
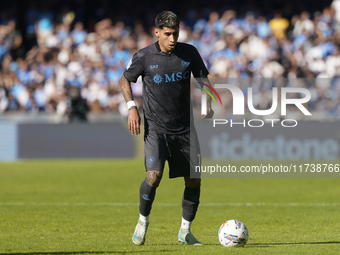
[155, 11, 180, 29]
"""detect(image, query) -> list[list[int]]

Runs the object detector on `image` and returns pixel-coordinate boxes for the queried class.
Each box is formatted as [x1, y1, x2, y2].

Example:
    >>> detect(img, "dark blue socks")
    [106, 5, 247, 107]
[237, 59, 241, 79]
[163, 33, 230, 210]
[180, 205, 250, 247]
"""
[139, 179, 157, 216]
[182, 185, 200, 221]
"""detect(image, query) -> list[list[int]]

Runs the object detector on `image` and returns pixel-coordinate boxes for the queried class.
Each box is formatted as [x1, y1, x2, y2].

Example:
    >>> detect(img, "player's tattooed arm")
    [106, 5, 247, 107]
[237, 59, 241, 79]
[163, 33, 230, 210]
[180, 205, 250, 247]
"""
[120, 75, 134, 102]
[119, 75, 141, 135]
[200, 77, 214, 119]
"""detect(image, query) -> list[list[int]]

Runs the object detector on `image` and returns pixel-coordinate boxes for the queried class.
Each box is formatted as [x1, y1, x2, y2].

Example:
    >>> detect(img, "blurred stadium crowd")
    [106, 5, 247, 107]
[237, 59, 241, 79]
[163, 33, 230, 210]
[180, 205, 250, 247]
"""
[0, 0, 339, 119]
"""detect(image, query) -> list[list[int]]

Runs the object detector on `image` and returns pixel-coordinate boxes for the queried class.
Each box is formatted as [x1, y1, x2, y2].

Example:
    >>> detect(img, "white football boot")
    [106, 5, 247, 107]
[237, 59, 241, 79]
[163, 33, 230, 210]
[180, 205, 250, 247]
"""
[132, 219, 149, 245]
[178, 228, 203, 245]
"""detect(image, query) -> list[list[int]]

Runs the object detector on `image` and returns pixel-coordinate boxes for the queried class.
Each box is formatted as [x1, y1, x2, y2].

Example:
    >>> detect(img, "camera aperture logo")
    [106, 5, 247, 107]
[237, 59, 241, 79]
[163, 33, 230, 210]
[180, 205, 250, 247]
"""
[197, 82, 223, 107]
[199, 84, 312, 128]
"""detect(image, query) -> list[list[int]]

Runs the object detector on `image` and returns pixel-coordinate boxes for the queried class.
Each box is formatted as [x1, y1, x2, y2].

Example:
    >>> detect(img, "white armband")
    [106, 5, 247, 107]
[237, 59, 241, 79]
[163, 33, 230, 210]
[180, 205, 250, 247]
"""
[127, 100, 137, 110]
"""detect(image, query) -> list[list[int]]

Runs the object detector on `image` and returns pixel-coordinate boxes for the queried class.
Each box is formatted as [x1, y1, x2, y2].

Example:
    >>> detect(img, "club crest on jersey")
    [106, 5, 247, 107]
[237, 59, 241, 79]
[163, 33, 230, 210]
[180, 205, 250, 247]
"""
[153, 74, 163, 85]
[181, 60, 190, 67]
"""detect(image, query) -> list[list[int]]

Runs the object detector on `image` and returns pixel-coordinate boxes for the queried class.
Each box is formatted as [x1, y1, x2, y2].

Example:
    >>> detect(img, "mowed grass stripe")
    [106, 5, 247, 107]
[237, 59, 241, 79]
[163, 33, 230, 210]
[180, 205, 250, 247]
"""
[0, 202, 339, 206]
[0, 159, 340, 254]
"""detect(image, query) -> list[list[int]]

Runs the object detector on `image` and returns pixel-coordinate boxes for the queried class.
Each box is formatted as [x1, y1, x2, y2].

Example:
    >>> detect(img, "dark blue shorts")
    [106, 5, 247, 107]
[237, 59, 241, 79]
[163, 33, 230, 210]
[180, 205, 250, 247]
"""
[144, 129, 201, 178]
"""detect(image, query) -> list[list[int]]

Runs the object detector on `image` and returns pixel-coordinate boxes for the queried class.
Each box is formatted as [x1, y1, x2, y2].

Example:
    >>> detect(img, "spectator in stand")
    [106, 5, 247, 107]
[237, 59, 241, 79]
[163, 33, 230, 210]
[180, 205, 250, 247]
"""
[293, 12, 314, 37]
[35, 15, 54, 46]
[257, 16, 270, 38]
[3, 21, 23, 60]
[0, 84, 8, 113]
[71, 22, 87, 46]
[25, 1, 40, 51]
[269, 10, 289, 39]
[0, 1, 339, 119]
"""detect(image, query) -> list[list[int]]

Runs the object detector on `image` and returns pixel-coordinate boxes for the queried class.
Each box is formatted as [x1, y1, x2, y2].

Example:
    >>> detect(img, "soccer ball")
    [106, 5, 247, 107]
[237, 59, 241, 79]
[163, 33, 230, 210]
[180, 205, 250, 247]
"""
[218, 220, 249, 247]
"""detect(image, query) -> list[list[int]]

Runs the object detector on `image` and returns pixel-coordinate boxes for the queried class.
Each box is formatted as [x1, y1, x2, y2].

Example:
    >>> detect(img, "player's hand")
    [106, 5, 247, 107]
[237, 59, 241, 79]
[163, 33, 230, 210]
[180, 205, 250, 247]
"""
[202, 106, 214, 119]
[128, 108, 141, 135]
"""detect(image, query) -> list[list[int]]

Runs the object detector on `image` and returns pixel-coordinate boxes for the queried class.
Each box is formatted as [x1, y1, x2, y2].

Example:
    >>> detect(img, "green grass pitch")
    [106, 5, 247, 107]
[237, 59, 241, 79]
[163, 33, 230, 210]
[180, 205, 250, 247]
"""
[0, 159, 339, 254]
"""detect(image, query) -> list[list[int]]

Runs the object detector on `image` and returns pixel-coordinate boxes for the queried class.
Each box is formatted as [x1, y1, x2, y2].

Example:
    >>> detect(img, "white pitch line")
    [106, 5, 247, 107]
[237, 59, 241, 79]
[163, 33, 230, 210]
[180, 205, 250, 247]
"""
[0, 202, 338, 207]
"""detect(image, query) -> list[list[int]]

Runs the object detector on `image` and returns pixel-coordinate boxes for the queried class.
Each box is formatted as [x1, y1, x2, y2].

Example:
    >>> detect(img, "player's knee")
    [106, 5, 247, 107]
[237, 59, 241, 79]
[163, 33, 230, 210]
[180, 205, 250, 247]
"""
[146, 170, 163, 187]
[184, 177, 201, 188]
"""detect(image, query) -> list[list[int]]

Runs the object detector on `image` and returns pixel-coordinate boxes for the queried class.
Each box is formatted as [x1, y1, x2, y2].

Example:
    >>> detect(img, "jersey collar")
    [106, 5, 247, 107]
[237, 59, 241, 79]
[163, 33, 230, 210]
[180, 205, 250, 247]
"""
[155, 41, 176, 55]
[155, 41, 161, 52]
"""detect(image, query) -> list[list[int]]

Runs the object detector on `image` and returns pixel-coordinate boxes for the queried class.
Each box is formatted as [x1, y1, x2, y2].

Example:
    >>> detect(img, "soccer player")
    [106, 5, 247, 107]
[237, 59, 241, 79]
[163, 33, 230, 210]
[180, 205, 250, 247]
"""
[120, 11, 213, 245]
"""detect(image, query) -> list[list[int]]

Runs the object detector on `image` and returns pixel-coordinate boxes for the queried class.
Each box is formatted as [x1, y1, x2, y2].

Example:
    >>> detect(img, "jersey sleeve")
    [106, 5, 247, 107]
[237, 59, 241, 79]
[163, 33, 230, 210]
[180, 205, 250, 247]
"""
[123, 52, 144, 83]
[191, 47, 209, 78]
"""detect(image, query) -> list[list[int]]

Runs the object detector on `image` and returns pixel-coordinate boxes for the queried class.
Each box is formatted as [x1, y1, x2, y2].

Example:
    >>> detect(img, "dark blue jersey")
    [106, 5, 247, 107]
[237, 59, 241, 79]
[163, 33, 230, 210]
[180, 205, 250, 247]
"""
[124, 42, 209, 134]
